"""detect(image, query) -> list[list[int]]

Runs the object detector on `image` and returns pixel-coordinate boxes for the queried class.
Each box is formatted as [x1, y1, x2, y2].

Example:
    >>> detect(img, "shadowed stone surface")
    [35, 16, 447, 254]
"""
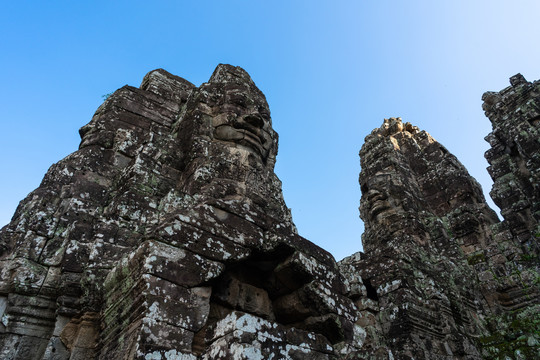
[0, 68, 538, 359]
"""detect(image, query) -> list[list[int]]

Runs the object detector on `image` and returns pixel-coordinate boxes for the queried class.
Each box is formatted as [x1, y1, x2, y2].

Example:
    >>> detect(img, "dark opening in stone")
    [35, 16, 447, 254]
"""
[192, 244, 347, 354]
[363, 277, 379, 301]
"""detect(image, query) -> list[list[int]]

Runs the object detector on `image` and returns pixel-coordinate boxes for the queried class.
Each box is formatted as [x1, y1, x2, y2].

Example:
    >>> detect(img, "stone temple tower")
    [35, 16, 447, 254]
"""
[0, 65, 358, 359]
[0, 68, 538, 359]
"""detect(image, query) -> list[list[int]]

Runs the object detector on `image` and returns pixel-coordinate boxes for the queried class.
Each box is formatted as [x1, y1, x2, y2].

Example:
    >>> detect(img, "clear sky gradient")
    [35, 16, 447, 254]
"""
[1, 1, 539, 260]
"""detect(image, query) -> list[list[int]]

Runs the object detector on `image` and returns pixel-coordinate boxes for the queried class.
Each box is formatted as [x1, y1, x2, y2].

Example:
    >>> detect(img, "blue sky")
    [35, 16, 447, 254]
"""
[1, 1, 539, 260]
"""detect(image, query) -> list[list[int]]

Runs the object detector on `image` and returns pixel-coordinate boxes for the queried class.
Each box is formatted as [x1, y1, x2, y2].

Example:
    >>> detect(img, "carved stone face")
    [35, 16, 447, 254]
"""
[211, 87, 275, 163]
[212, 113, 272, 160]
[365, 188, 391, 221]
[174, 67, 282, 209]
[361, 173, 405, 223]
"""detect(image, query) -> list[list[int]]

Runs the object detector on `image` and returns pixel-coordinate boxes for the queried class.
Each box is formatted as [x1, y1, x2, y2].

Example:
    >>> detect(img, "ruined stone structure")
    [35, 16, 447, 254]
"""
[339, 75, 539, 358]
[0, 66, 538, 359]
[339, 117, 500, 358]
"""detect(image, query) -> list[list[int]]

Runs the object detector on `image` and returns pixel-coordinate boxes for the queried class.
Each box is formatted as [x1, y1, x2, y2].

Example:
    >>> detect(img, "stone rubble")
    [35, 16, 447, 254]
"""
[0, 66, 538, 359]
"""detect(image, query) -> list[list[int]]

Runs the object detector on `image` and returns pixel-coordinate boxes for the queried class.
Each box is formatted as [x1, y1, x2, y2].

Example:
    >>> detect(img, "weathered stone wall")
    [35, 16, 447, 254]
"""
[0, 65, 358, 360]
[476, 74, 540, 358]
[340, 117, 498, 359]
[482, 74, 540, 252]
[0, 67, 198, 359]
[339, 75, 539, 358]
[0, 68, 538, 359]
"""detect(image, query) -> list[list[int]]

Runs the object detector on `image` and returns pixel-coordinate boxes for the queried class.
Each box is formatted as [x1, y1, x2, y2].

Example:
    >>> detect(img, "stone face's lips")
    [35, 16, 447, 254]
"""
[366, 191, 390, 219]
[214, 125, 266, 157]
[235, 114, 268, 146]
[214, 113, 271, 159]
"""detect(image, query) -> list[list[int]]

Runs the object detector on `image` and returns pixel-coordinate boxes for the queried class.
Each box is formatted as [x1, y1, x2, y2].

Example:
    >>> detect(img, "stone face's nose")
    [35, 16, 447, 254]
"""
[243, 114, 265, 129]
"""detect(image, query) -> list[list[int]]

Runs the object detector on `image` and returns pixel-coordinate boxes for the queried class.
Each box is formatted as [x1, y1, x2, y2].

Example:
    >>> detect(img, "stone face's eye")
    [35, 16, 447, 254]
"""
[258, 107, 270, 120]
[229, 94, 247, 108]
[361, 183, 368, 194]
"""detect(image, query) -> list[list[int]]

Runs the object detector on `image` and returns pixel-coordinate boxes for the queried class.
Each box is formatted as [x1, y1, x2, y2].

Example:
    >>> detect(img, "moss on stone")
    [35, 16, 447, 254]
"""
[479, 305, 540, 359]
[467, 252, 486, 265]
